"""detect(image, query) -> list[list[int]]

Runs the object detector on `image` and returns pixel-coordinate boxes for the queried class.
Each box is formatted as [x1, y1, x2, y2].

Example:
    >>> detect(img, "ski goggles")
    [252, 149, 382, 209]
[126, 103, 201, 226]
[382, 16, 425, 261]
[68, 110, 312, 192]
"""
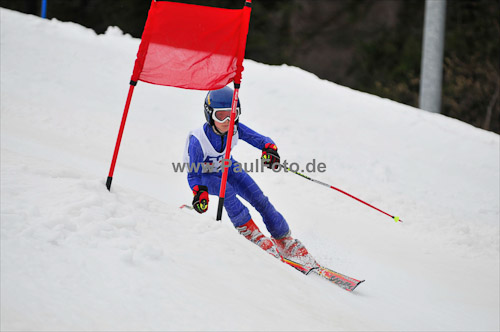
[212, 107, 240, 123]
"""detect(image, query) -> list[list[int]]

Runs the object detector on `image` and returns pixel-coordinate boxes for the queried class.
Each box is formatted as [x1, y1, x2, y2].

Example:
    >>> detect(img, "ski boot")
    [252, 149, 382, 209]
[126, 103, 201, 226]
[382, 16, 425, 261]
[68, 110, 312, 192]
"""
[273, 232, 318, 271]
[236, 219, 281, 259]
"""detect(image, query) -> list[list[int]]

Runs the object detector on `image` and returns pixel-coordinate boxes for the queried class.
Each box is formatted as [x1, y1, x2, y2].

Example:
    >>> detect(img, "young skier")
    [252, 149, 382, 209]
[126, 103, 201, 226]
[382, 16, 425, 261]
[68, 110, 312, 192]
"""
[183, 86, 316, 267]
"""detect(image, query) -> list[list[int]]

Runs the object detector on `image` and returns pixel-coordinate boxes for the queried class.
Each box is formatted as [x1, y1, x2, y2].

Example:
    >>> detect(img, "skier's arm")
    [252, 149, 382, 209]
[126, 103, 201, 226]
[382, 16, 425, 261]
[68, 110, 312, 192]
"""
[186, 135, 204, 191]
[238, 123, 280, 169]
[186, 136, 210, 214]
[237, 122, 275, 150]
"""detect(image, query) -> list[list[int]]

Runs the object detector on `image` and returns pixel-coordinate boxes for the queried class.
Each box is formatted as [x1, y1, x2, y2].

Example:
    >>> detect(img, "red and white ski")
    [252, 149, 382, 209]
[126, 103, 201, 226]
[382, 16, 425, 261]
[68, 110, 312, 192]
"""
[313, 265, 364, 291]
[282, 258, 364, 292]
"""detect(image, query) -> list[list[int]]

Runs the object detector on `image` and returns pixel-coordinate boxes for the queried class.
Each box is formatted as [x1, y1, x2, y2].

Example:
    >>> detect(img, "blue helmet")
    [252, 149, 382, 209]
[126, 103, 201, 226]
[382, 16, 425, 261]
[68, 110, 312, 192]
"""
[204, 86, 241, 126]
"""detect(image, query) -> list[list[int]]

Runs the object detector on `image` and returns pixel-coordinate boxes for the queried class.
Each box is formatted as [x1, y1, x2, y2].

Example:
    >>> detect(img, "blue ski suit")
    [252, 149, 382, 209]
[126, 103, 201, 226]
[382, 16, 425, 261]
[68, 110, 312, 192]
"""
[184, 122, 290, 239]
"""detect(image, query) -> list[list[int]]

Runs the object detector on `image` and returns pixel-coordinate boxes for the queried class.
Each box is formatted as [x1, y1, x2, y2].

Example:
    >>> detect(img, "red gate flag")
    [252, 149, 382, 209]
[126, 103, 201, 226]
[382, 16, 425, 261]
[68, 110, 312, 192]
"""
[107, 0, 252, 192]
[131, 0, 252, 90]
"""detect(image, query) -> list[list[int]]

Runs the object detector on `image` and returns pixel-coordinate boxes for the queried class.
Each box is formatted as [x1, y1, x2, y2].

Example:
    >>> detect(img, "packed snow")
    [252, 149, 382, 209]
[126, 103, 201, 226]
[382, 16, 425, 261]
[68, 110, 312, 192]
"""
[1, 8, 499, 331]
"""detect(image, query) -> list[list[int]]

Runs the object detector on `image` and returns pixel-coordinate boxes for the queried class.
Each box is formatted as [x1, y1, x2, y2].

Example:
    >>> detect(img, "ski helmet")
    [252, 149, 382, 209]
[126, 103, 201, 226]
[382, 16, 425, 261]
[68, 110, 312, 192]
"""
[204, 86, 241, 126]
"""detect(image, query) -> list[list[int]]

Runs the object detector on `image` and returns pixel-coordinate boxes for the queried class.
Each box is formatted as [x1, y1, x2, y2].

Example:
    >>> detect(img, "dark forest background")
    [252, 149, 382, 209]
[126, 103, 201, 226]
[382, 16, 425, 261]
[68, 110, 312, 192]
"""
[2, 0, 499, 133]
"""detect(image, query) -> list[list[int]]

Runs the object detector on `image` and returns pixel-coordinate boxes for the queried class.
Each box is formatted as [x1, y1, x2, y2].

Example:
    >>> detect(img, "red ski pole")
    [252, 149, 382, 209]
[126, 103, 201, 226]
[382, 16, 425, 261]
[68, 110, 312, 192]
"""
[280, 163, 402, 223]
[216, 85, 240, 221]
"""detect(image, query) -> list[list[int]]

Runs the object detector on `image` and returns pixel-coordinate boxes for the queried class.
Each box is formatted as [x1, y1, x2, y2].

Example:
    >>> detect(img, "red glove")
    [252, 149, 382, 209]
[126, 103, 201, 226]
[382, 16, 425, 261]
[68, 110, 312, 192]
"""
[261, 143, 280, 170]
[192, 185, 209, 214]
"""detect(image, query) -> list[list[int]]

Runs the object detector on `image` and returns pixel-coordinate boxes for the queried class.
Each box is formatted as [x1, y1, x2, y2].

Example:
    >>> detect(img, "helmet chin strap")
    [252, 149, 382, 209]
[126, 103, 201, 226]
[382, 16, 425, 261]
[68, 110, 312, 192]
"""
[211, 125, 227, 136]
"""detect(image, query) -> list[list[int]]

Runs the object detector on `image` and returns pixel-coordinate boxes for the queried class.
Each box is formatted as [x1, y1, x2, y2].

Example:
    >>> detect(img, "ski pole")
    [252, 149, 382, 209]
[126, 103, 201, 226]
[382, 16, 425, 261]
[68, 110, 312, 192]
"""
[279, 163, 402, 223]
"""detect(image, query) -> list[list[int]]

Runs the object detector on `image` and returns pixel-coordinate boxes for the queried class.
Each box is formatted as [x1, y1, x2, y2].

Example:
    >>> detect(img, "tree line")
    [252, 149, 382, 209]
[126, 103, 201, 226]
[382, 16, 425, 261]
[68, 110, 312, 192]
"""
[3, 0, 498, 133]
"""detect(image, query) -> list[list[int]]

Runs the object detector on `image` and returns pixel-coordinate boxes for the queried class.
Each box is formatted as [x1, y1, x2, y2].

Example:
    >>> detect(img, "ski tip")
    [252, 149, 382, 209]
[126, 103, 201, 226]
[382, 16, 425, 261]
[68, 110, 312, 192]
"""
[349, 280, 365, 292]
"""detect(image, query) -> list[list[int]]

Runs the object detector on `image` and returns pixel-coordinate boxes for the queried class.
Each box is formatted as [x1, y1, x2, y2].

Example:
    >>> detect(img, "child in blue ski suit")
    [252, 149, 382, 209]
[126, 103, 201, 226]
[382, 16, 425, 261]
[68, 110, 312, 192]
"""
[184, 86, 315, 264]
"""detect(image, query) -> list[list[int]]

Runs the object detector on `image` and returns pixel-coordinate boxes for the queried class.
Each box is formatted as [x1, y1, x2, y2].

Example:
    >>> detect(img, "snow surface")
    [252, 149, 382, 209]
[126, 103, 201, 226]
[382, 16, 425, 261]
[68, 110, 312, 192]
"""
[1, 8, 499, 331]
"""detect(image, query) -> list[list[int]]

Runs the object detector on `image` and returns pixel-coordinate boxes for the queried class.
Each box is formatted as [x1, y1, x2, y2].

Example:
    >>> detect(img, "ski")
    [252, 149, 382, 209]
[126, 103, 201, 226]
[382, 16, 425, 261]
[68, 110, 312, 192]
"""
[313, 265, 364, 291]
[282, 258, 364, 292]
[181, 201, 365, 291]
[282, 257, 315, 274]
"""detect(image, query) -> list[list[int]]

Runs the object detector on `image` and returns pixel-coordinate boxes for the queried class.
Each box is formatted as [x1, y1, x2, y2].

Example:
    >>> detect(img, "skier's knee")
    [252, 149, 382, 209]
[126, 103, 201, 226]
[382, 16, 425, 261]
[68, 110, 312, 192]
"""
[252, 194, 270, 211]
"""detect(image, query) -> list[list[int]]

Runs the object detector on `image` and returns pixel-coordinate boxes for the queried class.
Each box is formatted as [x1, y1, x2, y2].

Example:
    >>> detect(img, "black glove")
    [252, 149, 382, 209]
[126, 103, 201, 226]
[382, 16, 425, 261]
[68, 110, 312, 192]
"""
[192, 185, 209, 214]
[261, 143, 280, 170]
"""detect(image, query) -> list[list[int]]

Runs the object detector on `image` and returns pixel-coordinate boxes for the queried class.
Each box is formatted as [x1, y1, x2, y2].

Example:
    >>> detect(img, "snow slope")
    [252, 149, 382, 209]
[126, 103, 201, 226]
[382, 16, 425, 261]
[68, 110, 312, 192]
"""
[1, 8, 499, 331]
